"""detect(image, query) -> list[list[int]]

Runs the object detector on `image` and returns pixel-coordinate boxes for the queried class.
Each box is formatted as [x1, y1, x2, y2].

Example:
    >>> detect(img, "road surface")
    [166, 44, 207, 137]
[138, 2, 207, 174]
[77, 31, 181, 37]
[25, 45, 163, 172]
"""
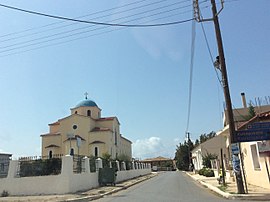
[95, 171, 262, 202]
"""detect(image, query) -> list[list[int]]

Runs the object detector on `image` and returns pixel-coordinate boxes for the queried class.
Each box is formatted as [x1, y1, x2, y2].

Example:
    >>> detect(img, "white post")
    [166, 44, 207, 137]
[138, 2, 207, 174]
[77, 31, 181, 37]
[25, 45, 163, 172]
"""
[96, 158, 103, 172]
[121, 161, 126, 170]
[84, 156, 90, 173]
[7, 160, 19, 178]
[132, 161, 135, 170]
[109, 161, 112, 168]
[116, 160, 120, 171]
[61, 155, 73, 176]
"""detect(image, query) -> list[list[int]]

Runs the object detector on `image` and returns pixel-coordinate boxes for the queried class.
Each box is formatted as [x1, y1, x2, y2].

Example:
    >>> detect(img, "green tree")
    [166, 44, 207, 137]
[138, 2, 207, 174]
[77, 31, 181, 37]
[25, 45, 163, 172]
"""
[174, 139, 194, 171]
[202, 153, 217, 168]
[247, 102, 256, 120]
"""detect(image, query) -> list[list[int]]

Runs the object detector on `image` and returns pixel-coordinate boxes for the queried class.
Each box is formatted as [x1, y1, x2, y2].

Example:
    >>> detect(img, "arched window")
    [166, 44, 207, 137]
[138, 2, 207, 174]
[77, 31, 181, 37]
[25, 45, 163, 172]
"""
[75, 111, 78, 114]
[49, 150, 53, 159]
[70, 148, 74, 156]
[87, 110, 91, 117]
[94, 147, 98, 157]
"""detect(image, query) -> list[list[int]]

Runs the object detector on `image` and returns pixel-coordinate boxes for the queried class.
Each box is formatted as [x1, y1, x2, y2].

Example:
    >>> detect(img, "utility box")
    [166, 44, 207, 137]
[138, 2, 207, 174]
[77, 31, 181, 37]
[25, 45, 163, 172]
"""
[98, 167, 116, 186]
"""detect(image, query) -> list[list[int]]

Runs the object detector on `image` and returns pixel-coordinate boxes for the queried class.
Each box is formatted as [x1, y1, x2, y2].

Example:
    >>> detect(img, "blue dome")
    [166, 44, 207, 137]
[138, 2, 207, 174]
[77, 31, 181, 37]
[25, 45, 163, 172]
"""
[75, 99, 98, 108]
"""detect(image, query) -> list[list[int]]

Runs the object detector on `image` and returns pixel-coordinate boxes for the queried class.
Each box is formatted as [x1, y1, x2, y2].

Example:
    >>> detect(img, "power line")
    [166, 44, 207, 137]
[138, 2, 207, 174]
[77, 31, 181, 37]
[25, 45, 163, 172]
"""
[0, 5, 194, 56]
[0, 3, 193, 27]
[0, 2, 192, 50]
[0, 8, 194, 57]
[0, 0, 150, 39]
[186, 17, 196, 133]
[200, 21, 223, 86]
[0, 0, 171, 42]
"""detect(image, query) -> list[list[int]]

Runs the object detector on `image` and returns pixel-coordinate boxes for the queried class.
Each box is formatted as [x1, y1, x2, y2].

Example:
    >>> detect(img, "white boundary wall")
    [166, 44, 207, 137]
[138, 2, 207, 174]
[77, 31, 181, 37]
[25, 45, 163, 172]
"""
[0, 156, 151, 196]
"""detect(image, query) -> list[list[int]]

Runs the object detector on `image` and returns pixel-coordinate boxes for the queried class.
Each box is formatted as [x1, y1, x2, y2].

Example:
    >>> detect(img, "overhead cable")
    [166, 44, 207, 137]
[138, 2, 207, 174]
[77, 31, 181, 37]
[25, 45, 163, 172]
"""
[186, 17, 196, 133]
[0, 3, 193, 27]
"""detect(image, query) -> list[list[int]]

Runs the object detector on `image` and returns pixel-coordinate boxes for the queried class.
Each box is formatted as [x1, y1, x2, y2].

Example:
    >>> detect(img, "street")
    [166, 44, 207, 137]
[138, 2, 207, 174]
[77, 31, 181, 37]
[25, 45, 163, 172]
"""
[95, 172, 263, 202]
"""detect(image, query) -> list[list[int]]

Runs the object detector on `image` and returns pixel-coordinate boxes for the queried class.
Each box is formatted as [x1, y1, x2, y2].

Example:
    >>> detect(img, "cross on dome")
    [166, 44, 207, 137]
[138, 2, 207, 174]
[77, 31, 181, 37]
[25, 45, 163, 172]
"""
[84, 92, 88, 100]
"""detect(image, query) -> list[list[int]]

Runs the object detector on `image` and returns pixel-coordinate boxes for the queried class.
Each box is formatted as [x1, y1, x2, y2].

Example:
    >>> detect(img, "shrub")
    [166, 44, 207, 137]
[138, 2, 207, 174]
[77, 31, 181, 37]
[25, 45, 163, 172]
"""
[204, 169, 214, 177]
[198, 167, 214, 177]
[1, 190, 9, 197]
[198, 167, 206, 175]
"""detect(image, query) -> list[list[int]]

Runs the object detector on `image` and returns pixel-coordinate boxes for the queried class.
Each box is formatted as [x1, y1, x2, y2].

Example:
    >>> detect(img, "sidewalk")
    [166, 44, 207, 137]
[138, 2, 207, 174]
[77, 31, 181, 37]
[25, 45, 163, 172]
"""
[185, 171, 270, 201]
[0, 173, 157, 202]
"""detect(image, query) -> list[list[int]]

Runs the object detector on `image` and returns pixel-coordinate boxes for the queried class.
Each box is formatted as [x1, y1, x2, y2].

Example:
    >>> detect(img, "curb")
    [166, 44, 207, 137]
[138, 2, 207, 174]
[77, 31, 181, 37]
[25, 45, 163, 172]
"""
[66, 174, 155, 202]
[184, 172, 270, 201]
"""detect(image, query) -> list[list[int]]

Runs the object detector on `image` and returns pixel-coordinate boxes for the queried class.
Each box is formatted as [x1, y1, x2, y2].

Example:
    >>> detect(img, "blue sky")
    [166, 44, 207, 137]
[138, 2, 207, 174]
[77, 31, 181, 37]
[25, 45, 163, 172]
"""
[0, 0, 269, 159]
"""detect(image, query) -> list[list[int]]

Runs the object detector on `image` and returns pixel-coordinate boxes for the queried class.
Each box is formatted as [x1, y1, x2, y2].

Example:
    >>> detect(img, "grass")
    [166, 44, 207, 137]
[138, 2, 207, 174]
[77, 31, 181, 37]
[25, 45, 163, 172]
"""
[218, 184, 228, 192]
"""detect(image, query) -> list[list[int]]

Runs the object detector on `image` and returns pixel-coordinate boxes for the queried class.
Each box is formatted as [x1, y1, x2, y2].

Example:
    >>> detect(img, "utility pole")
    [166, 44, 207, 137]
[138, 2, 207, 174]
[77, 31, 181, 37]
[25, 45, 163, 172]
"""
[193, 0, 245, 193]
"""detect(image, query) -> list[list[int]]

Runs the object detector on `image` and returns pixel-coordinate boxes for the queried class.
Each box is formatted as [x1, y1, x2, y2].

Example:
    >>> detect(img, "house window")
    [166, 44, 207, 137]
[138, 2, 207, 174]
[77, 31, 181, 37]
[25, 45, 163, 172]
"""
[94, 147, 99, 157]
[87, 110, 91, 117]
[70, 148, 74, 156]
[250, 144, 260, 170]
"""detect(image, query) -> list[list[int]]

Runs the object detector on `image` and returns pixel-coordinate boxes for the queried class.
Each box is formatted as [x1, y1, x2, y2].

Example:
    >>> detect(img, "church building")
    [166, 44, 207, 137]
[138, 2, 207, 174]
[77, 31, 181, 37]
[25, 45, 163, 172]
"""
[41, 95, 132, 160]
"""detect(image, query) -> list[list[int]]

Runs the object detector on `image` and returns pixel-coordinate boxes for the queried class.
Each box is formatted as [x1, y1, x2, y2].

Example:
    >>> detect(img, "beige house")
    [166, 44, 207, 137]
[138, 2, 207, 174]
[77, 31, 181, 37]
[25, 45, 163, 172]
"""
[191, 129, 228, 171]
[235, 111, 270, 189]
[192, 93, 270, 189]
[41, 97, 132, 160]
[220, 94, 270, 189]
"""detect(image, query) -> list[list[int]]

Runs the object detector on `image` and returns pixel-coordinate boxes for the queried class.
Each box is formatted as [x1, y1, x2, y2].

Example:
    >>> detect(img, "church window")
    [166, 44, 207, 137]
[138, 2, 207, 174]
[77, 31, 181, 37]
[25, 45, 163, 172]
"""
[49, 150, 53, 159]
[115, 131, 117, 146]
[87, 110, 91, 117]
[70, 148, 74, 156]
[94, 147, 98, 157]
[73, 125, 77, 130]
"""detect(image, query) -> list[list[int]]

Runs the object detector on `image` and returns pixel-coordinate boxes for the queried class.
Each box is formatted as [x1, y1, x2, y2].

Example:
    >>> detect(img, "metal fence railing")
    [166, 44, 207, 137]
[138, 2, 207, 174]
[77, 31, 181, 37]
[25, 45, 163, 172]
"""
[18, 157, 61, 177]
[0, 158, 10, 178]
[73, 155, 85, 173]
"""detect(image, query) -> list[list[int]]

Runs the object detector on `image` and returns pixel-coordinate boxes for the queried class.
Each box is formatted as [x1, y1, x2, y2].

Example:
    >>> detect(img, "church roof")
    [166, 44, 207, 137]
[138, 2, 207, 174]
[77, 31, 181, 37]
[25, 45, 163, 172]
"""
[74, 99, 98, 108]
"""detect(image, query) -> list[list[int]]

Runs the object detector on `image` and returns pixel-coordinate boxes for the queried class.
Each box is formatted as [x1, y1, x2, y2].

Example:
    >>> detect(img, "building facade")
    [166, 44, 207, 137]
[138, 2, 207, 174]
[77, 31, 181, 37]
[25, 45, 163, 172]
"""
[41, 97, 132, 160]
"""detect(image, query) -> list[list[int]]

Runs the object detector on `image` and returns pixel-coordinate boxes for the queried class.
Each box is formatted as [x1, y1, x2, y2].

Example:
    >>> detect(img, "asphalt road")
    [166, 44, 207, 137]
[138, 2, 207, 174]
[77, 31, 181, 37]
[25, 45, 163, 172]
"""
[95, 171, 258, 202]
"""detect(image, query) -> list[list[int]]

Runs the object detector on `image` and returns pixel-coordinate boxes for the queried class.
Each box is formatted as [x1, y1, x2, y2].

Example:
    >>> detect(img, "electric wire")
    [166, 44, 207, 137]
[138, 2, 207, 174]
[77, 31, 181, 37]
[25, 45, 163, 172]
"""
[185, 17, 196, 134]
[0, 4, 196, 56]
[0, 3, 193, 27]
[0, 7, 195, 57]
[0, 0, 174, 42]
[0, 2, 192, 50]
[200, 22, 223, 87]
[0, 0, 149, 39]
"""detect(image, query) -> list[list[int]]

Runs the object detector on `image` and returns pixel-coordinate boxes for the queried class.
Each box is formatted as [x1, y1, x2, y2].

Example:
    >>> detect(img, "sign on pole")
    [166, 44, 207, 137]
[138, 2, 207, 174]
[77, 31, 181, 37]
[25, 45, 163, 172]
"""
[231, 143, 240, 155]
[236, 129, 270, 142]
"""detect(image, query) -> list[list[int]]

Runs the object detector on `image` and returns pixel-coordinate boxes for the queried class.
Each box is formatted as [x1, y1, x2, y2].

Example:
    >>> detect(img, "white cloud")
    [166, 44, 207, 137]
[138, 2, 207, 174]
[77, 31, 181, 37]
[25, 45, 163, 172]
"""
[132, 137, 175, 160]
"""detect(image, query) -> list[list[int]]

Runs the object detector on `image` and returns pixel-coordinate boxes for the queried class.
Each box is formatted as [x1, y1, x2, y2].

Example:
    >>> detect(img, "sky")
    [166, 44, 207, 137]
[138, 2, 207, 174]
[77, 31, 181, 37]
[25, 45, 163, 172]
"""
[0, 0, 269, 159]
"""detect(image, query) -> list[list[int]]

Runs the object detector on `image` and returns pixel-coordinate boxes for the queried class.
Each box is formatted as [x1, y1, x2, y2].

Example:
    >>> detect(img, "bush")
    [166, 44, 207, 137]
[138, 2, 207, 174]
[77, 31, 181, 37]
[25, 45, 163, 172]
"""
[198, 167, 206, 175]
[204, 169, 214, 177]
[198, 167, 214, 177]
[1, 190, 9, 197]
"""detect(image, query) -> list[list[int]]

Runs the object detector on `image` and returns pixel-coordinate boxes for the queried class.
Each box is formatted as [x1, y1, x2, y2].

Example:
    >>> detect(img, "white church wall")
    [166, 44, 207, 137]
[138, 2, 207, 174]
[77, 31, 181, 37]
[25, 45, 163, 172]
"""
[0, 155, 151, 196]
